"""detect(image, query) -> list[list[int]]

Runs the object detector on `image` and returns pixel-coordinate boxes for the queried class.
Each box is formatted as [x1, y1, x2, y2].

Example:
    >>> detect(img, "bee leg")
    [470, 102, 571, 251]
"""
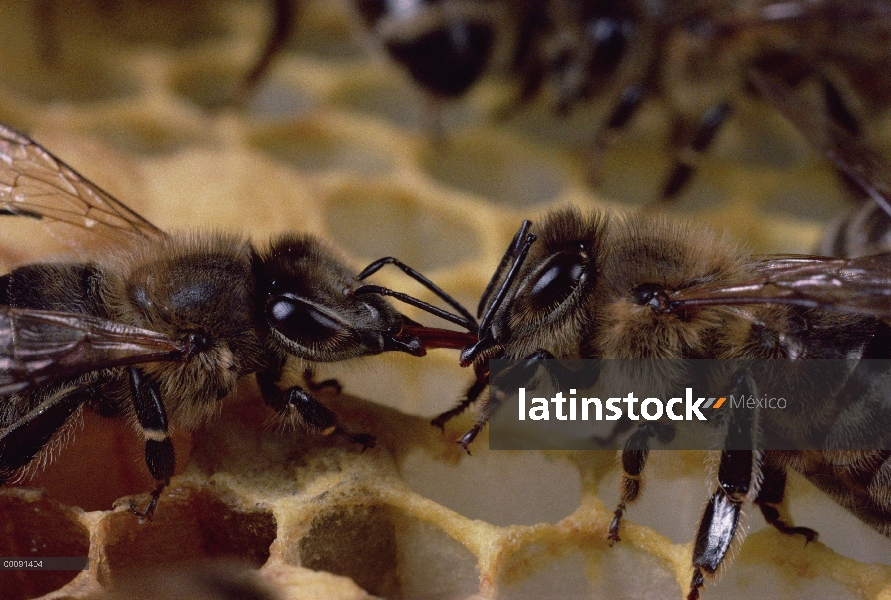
[587, 84, 646, 179]
[0, 387, 93, 484]
[301, 368, 342, 395]
[659, 102, 733, 202]
[688, 370, 758, 600]
[127, 367, 174, 522]
[431, 377, 487, 431]
[609, 422, 675, 544]
[451, 349, 558, 453]
[456, 405, 492, 455]
[257, 368, 374, 447]
[233, 0, 296, 104]
[754, 462, 818, 543]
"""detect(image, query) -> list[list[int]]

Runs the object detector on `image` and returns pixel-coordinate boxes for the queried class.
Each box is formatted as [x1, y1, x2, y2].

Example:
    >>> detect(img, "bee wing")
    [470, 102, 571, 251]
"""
[0, 307, 186, 396]
[0, 123, 165, 242]
[668, 253, 891, 318]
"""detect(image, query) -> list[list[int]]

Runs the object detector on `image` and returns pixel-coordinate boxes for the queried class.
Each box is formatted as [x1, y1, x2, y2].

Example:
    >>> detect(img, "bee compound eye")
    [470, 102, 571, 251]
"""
[267, 294, 348, 345]
[525, 252, 587, 309]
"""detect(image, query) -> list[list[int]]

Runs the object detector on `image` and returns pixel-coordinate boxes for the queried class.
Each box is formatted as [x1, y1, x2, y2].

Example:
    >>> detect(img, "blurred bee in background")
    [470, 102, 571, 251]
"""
[749, 65, 891, 258]
[349, 0, 891, 202]
[359, 206, 891, 599]
[353, 0, 504, 101]
[0, 122, 474, 520]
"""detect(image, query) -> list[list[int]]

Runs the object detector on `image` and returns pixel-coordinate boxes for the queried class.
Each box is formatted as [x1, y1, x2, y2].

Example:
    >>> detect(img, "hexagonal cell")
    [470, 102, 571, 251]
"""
[90, 117, 212, 157]
[0, 489, 90, 600]
[0, 62, 138, 104]
[251, 120, 394, 175]
[243, 78, 317, 118]
[283, 1, 365, 61]
[587, 545, 681, 600]
[97, 487, 276, 587]
[400, 449, 581, 526]
[295, 502, 479, 599]
[95, 561, 277, 600]
[710, 569, 863, 600]
[172, 61, 247, 111]
[786, 473, 891, 566]
[325, 183, 481, 271]
[329, 71, 429, 131]
[420, 131, 566, 207]
[496, 543, 679, 600]
[395, 517, 479, 600]
[298, 503, 400, 597]
[46, 0, 231, 49]
[707, 528, 868, 600]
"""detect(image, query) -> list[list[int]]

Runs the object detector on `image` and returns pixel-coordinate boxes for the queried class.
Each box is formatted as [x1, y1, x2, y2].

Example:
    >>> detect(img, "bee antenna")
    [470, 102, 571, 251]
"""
[477, 220, 532, 319]
[352, 285, 477, 331]
[477, 230, 537, 338]
[357, 256, 478, 327]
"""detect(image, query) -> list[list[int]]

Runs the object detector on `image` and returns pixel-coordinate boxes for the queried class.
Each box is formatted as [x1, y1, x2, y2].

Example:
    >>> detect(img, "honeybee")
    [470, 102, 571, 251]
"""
[351, 0, 891, 201]
[359, 206, 891, 598]
[0, 122, 474, 520]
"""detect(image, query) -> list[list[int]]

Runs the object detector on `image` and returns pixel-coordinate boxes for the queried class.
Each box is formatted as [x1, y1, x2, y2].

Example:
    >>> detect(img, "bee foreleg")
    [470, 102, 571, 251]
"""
[0, 387, 92, 484]
[451, 349, 559, 453]
[431, 377, 487, 431]
[301, 368, 342, 395]
[660, 102, 733, 202]
[257, 368, 373, 448]
[754, 462, 817, 543]
[688, 369, 759, 600]
[127, 367, 174, 522]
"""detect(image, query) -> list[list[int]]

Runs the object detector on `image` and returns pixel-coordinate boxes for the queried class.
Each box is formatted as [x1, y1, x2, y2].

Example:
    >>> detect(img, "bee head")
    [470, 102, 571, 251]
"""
[462, 208, 605, 364]
[257, 235, 424, 361]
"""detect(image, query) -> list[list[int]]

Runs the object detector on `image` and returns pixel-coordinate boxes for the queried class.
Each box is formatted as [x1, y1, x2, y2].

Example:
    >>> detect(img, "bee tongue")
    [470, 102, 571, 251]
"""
[400, 325, 478, 351]
[381, 332, 425, 356]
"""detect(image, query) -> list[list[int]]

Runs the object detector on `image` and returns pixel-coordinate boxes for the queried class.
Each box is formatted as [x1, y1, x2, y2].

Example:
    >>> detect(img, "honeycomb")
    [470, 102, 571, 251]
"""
[0, 1, 890, 599]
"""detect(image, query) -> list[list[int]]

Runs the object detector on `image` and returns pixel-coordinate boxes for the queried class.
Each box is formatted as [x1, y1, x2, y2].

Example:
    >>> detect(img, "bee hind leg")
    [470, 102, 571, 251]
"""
[754, 463, 818, 543]
[0, 387, 92, 485]
[688, 370, 758, 600]
[127, 367, 175, 522]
